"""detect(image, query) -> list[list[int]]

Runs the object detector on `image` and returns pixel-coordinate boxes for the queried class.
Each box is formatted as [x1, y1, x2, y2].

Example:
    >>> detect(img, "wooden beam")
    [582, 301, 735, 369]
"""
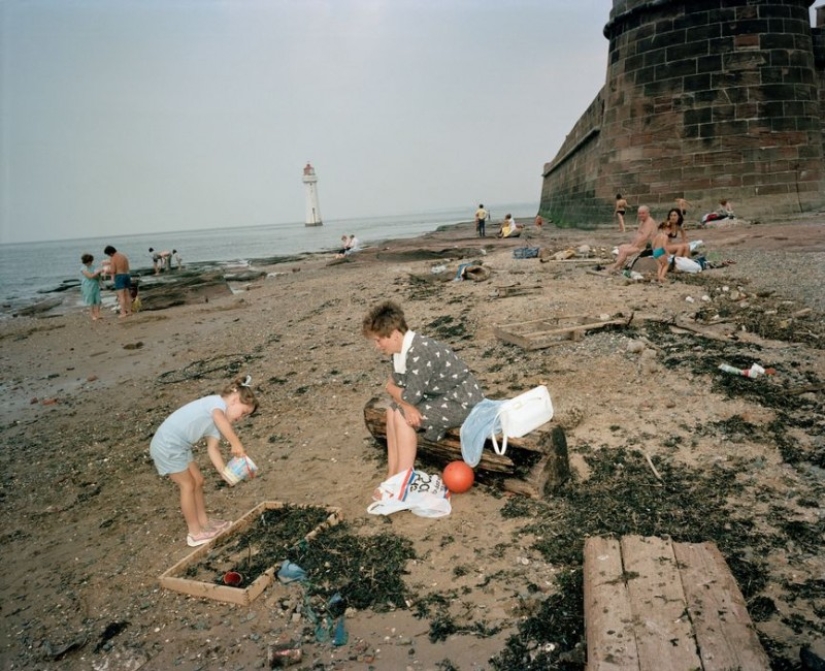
[621, 535, 702, 670]
[673, 542, 771, 671]
[584, 536, 641, 671]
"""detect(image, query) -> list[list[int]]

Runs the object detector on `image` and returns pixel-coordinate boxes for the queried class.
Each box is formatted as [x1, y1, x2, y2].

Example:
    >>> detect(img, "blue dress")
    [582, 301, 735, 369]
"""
[80, 264, 101, 306]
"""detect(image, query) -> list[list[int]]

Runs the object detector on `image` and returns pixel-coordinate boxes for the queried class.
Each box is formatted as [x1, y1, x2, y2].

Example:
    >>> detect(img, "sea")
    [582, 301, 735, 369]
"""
[0, 202, 537, 318]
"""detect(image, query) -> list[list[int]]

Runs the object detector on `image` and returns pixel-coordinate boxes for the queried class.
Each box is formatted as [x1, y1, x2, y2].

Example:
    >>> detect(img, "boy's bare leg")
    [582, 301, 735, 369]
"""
[386, 407, 417, 477]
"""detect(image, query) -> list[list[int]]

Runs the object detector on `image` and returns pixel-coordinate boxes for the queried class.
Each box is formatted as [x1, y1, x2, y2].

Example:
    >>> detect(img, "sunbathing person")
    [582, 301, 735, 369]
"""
[663, 208, 690, 258]
[497, 214, 521, 238]
[608, 205, 658, 272]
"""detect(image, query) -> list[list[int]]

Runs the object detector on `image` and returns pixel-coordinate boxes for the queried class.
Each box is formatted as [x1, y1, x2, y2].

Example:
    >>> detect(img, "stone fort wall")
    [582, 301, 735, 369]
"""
[540, 0, 825, 226]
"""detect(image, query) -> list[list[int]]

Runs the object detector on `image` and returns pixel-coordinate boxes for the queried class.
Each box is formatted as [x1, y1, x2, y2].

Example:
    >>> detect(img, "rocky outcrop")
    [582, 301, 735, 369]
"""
[137, 271, 233, 311]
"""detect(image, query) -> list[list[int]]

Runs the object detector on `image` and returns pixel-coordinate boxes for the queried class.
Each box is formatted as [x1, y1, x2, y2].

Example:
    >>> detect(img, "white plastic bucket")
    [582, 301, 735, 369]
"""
[223, 456, 258, 486]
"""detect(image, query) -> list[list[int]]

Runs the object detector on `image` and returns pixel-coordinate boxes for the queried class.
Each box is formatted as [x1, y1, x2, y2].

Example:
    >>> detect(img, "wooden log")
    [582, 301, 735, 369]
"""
[673, 542, 770, 671]
[362, 397, 569, 498]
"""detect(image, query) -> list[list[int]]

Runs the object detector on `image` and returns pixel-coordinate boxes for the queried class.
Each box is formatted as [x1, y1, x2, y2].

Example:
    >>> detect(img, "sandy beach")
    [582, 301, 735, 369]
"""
[1, 216, 824, 671]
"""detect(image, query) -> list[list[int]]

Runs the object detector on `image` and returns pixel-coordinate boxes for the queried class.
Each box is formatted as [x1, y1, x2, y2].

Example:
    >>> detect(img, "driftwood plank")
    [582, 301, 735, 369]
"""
[584, 537, 640, 671]
[494, 314, 632, 350]
[620, 535, 701, 671]
[673, 542, 771, 671]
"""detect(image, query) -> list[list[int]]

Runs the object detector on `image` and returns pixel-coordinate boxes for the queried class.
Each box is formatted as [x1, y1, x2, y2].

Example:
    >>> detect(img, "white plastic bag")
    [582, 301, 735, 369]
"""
[673, 257, 702, 273]
[491, 385, 554, 456]
[367, 469, 452, 518]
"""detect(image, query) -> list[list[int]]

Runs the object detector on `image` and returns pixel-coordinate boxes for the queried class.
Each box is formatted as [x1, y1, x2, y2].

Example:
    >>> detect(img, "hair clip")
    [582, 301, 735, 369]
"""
[240, 375, 252, 388]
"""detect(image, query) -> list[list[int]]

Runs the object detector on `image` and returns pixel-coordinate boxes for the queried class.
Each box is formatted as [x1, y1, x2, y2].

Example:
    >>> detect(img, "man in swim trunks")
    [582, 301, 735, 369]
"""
[105, 245, 132, 317]
[608, 205, 658, 272]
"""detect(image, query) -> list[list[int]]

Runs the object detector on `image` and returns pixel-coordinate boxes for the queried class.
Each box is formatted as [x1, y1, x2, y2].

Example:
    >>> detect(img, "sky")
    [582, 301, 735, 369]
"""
[8, 1, 814, 244]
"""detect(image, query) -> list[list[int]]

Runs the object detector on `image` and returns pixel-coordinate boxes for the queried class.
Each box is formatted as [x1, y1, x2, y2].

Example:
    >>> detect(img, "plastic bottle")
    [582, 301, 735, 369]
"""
[718, 364, 742, 376]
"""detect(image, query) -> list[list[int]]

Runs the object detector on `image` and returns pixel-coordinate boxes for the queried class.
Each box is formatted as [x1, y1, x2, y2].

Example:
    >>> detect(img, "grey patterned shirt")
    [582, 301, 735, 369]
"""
[391, 332, 483, 440]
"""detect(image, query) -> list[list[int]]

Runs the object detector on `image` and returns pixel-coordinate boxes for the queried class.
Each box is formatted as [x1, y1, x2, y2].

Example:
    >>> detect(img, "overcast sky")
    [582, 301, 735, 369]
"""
[5, 1, 815, 244]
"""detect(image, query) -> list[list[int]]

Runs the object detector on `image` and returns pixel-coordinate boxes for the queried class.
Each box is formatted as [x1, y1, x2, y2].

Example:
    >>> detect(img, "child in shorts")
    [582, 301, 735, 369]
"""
[150, 375, 259, 547]
[652, 220, 671, 283]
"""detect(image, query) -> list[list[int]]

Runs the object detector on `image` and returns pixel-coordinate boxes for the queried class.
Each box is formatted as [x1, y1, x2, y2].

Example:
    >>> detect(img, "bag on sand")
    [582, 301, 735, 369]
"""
[673, 256, 702, 273]
[513, 247, 540, 259]
[367, 469, 451, 518]
[491, 385, 554, 456]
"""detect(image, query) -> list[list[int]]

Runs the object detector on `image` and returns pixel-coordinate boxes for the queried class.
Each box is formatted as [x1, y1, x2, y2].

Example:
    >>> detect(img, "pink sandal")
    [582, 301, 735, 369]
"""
[186, 528, 220, 547]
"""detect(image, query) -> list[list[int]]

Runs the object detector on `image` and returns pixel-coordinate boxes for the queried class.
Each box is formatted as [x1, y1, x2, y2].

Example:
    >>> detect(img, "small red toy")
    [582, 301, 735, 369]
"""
[442, 461, 475, 494]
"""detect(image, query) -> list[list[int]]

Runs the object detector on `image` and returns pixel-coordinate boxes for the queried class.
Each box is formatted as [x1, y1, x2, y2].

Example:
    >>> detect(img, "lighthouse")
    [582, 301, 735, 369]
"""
[302, 162, 323, 226]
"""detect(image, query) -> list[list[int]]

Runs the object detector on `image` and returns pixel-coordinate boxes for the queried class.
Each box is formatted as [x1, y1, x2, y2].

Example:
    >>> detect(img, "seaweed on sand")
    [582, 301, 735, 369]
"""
[182, 505, 417, 613]
[184, 505, 334, 582]
[491, 569, 585, 671]
[290, 525, 416, 612]
[503, 448, 772, 580]
[157, 352, 263, 384]
[491, 448, 782, 669]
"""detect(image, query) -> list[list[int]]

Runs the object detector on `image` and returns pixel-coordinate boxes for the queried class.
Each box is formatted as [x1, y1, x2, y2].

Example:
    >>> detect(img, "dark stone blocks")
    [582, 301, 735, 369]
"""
[540, 0, 825, 221]
[760, 33, 797, 51]
[657, 60, 697, 79]
[667, 41, 708, 62]
[685, 108, 713, 126]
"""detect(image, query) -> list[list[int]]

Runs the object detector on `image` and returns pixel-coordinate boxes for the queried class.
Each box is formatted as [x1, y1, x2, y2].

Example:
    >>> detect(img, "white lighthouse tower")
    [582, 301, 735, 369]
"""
[302, 162, 323, 226]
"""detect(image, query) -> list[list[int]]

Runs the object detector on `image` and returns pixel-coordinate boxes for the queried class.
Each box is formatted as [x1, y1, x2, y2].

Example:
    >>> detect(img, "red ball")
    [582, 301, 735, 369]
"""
[442, 461, 475, 494]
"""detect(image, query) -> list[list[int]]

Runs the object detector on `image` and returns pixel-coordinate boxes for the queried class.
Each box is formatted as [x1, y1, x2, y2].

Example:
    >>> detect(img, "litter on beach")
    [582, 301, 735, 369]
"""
[718, 363, 776, 378]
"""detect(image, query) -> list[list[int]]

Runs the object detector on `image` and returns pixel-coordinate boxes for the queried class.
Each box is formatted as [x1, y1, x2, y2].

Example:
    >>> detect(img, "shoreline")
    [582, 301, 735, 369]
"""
[1, 215, 824, 670]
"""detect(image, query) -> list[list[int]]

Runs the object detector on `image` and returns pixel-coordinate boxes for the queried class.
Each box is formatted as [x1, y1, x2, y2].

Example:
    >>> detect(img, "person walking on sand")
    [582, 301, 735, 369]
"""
[615, 194, 628, 232]
[362, 302, 483, 492]
[475, 204, 488, 238]
[80, 253, 103, 321]
[104, 245, 132, 317]
[608, 205, 658, 272]
[150, 375, 259, 547]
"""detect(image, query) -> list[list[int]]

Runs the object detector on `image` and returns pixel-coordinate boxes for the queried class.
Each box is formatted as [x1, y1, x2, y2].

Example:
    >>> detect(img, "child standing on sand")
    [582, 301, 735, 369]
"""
[80, 253, 103, 321]
[362, 302, 483, 491]
[652, 220, 672, 283]
[150, 375, 259, 547]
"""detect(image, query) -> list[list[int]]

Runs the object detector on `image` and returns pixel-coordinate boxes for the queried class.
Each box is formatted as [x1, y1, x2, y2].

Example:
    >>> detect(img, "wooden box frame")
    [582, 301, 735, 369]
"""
[159, 501, 342, 606]
[493, 313, 632, 350]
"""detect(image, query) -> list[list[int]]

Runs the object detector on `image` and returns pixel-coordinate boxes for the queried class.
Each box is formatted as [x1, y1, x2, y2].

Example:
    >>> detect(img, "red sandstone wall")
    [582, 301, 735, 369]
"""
[538, 92, 606, 227]
[541, 0, 825, 226]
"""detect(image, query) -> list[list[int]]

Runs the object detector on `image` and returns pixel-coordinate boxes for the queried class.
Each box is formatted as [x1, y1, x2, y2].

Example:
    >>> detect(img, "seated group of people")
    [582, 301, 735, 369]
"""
[335, 234, 361, 258]
[496, 214, 522, 238]
[608, 205, 694, 281]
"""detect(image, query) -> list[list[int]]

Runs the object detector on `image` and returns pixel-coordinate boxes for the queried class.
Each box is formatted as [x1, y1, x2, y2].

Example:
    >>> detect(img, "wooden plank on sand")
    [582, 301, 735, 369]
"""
[584, 536, 770, 670]
[673, 542, 770, 671]
[621, 535, 701, 671]
[583, 536, 640, 671]
[494, 314, 630, 350]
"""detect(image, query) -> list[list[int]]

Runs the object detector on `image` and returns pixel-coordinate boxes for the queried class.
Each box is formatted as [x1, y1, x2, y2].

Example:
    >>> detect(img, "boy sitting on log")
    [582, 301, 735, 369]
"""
[362, 301, 484, 495]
